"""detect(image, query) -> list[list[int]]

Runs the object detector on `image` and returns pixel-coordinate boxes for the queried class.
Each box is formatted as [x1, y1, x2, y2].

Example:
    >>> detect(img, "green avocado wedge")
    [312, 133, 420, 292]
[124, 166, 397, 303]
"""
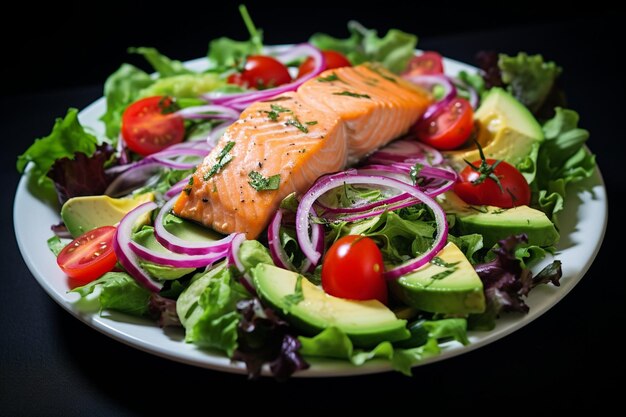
[440, 192, 559, 249]
[391, 242, 485, 315]
[252, 264, 410, 347]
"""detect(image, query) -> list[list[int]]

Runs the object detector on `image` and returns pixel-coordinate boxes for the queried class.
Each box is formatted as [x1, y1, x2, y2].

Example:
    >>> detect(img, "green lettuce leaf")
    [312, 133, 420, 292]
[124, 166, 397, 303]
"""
[129, 47, 192, 77]
[100, 64, 153, 139]
[47, 235, 66, 256]
[299, 318, 468, 376]
[237, 240, 274, 276]
[499, 53, 562, 114]
[17, 108, 99, 193]
[139, 73, 226, 98]
[179, 265, 249, 356]
[533, 108, 596, 223]
[310, 21, 417, 73]
[71, 272, 152, 316]
[448, 233, 484, 264]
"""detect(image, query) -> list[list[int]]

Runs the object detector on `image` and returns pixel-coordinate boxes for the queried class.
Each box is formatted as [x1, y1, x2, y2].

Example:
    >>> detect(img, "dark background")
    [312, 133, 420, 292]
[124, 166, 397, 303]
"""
[2, 2, 624, 415]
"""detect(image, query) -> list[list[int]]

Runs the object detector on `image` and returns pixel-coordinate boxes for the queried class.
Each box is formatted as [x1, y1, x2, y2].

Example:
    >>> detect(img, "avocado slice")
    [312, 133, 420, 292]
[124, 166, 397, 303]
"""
[61, 193, 155, 237]
[391, 242, 485, 315]
[440, 192, 559, 248]
[252, 264, 410, 347]
[444, 88, 544, 183]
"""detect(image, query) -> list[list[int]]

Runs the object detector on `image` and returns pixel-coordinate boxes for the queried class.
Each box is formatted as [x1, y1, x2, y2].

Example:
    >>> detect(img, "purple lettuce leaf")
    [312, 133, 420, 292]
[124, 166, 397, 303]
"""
[148, 294, 182, 328]
[233, 298, 309, 381]
[470, 234, 562, 330]
[47, 143, 116, 205]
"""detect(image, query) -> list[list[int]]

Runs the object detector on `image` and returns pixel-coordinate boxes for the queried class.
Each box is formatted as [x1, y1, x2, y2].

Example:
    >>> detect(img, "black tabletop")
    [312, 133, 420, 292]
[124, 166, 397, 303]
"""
[2, 17, 623, 415]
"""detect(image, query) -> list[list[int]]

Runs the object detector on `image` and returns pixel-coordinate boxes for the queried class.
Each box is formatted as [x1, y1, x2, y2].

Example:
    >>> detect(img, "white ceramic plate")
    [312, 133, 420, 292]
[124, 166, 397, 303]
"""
[13, 55, 607, 377]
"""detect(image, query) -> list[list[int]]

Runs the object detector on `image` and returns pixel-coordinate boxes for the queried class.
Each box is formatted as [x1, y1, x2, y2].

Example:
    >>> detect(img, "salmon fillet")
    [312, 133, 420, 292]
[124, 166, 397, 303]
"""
[173, 65, 432, 239]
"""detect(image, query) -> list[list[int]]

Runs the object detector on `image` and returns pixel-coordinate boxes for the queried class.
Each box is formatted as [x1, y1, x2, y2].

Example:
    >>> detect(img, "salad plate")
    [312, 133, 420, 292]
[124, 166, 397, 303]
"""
[13, 54, 607, 377]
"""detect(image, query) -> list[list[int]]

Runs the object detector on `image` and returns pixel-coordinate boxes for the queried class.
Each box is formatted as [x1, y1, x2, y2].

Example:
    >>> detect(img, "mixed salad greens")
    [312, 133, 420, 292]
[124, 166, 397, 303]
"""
[18, 6, 595, 379]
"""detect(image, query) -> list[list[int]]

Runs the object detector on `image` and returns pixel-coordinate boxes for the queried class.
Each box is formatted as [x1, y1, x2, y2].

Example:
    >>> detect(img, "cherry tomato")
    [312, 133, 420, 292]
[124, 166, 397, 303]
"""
[121, 96, 185, 156]
[298, 50, 352, 78]
[415, 97, 474, 150]
[454, 158, 531, 208]
[227, 55, 291, 89]
[321, 235, 387, 304]
[57, 226, 118, 283]
[403, 51, 444, 76]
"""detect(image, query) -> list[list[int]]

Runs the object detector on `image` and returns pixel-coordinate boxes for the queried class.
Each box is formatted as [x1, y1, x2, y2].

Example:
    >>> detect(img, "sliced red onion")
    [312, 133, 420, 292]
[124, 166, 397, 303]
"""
[207, 122, 231, 147]
[296, 172, 448, 275]
[105, 161, 161, 197]
[367, 138, 444, 166]
[176, 104, 240, 121]
[164, 175, 191, 199]
[129, 240, 227, 268]
[227, 233, 256, 294]
[404, 74, 456, 103]
[154, 197, 235, 255]
[450, 76, 480, 109]
[203, 44, 326, 110]
[113, 202, 163, 292]
[267, 209, 297, 271]
[298, 208, 324, 273]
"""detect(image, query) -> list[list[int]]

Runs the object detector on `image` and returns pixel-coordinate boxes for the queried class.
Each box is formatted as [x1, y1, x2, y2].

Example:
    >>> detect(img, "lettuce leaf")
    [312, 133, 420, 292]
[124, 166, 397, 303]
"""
[72, 272, 152, 317]
[129, 47, 192, 77]
[182, 267, 249, 356]
[299, 318, 468, 376]
[534, 108, 596, 223]
[498, 53, 562, 114]
[47, 143, 115, 205]
[233, 298, 309, 381]
[100, 64, 153, 139]
[17, 108, 99, 195]
[469, 234, 562, 330]
[310, 21, 417, 73]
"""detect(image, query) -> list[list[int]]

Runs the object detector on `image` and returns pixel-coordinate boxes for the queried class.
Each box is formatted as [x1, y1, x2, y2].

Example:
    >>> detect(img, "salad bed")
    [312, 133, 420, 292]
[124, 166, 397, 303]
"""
[16, 7, 595, 379]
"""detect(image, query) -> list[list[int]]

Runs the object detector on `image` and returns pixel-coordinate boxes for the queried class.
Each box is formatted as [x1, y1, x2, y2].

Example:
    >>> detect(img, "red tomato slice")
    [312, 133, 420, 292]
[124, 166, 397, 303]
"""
[121, 96, 185, 156]
[57, 226, 118, 283]
[454, 158, 531, 208]
[404, 51, 444, 76]
[321, 235, 387, 304]
[415, 97, 474, 150]
[298, 50, 352, 78]
[227, 55, 291, 89]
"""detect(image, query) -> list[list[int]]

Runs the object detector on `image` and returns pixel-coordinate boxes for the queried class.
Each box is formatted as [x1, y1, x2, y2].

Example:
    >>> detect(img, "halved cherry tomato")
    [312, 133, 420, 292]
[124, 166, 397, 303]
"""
[298, 50, 352, 78]
[121, 96, 185, 156]
[57, 226, 118, 283]
[404, 51, 444, 76]
[415, 97, 474, 150]
[227, 55, 291, 89]
[321, 235, 387, 304]
[455, 158, 531, 208]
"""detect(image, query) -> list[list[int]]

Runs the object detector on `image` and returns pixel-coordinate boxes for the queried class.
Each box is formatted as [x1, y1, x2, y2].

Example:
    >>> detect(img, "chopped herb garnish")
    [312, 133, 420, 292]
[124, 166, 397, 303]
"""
[187, 176, 194, 186]
[248, 171, 281, 191]
[158, 96, 180, 114]
[285, 116, 309, 133]
[283, 275, 304, 307]
[305, 121, 318, 125]
[261, 96, 292, 103]
[366, 64, 398, 83]
[264, 103, 292, 121]
[430, 257, 461, 268]
[203, 141, 235, 180]
[183, 187, 192, 195]
[429, 269, 456, 282]
[410, 162, 424, 185]
[332, 91, 371, 99]
[317, 73, 341, 83]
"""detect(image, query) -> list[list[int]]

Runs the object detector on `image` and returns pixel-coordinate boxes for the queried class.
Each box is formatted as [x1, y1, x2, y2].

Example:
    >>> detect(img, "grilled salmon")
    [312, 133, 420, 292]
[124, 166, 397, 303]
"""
[173, 64, 432, 239]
